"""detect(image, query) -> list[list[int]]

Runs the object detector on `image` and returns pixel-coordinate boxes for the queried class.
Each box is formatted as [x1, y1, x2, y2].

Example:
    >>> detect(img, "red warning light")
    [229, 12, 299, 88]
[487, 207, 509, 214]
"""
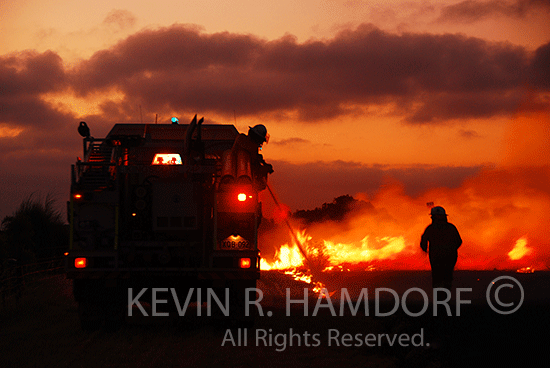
[75, 258, 87, 268]
[237, 193, 247, 202]
[74, 194, 82, 199]
[240, 258, 251, 269]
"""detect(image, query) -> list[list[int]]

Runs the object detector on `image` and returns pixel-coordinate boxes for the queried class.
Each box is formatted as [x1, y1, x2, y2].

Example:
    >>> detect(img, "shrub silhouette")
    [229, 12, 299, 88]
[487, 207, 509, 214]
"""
[293, 194, 374, 224]
[1, 193, 67, 263]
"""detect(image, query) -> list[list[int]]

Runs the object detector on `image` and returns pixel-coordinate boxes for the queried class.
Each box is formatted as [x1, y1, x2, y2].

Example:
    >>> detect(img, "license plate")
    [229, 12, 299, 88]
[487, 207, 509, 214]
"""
[220, 236, 251, 250]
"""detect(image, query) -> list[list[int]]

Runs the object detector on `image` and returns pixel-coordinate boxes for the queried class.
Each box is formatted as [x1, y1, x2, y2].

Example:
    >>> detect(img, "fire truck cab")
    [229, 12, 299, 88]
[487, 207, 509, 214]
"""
[65, 117, 262, 329]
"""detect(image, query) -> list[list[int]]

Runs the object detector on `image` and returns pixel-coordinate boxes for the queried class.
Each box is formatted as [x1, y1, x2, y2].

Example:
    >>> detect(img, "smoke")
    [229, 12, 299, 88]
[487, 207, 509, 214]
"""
[261, 163, 549, 270]
[260, 98, 550, 270]
[261, 111, 550, 270]
[501, 111, 550, 167]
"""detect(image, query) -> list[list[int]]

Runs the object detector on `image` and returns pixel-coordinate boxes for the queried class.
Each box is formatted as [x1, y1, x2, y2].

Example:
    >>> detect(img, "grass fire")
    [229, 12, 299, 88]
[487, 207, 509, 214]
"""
[260, 162, 550, 292]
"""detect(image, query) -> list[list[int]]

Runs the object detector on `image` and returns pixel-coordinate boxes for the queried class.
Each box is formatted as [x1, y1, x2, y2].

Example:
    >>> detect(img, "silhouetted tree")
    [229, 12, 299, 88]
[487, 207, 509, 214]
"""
[0, 229, 6, 260]
[1, 193, 67, 263]
[293, 195, 374, 224]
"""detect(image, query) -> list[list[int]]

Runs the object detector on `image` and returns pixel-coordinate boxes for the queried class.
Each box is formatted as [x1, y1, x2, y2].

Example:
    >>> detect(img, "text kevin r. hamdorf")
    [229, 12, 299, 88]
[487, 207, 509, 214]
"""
[128, 287, 472, 317]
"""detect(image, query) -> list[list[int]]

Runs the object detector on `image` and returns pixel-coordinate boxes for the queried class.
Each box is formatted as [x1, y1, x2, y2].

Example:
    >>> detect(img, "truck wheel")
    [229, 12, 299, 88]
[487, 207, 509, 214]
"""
[104, 287, 127, 331]
[75, 280, 126, 331]
[78, 300, 103, 331]
[227, 280, 257, 327]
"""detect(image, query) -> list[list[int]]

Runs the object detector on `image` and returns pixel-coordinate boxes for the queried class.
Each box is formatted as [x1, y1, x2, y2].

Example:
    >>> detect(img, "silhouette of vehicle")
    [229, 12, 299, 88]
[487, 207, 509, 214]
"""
[65, 116, 264, 329]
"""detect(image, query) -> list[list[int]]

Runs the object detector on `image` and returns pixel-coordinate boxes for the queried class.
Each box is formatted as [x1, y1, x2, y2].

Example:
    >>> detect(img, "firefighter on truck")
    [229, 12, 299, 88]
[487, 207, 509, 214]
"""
[65, 117, 273, 330]
[231, 124, 274, 190]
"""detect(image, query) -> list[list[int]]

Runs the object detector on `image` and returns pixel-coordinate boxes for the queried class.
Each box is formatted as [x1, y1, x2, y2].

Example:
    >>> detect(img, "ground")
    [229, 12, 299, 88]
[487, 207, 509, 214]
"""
[0, 271, 548, 368]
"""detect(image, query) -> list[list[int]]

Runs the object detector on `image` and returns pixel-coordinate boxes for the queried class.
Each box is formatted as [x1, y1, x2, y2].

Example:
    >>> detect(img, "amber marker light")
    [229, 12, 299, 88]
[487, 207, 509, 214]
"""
[240, 258, 251, 268]
[75, 258, 87, 268]
[152, 153, 182, 165]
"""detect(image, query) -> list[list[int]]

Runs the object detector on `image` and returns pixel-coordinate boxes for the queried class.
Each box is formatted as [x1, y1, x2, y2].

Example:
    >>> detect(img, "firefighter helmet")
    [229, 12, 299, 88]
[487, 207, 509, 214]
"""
[248, 124, 269, 143]
[430, 206, 447, 216]
[78, 121, 90, 138]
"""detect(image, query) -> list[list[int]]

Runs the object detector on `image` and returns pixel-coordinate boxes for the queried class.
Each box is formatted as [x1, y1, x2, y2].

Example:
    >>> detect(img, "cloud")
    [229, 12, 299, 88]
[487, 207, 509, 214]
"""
[459, 129, 481, 138]
[406, 90, 533, 123]
[1, 25, 548, 154]
[64, 24, 549, 123]
[437, 0, 550, 23]
[0, 24, 549, 218]
[2, 23, 548, 130]
[529, 41, 550, 88]
[0, 50, 66, 97]
[102, 9, 137, 32]
[0, 50, 75, 145]
[271, 137, 310, 146]
[0, 51, 81, 220]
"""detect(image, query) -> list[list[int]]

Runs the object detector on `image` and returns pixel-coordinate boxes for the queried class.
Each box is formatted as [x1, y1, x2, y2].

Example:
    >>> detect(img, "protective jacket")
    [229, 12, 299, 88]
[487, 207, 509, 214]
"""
[231, 133, 273, 190]
[420, 222, 462, 261]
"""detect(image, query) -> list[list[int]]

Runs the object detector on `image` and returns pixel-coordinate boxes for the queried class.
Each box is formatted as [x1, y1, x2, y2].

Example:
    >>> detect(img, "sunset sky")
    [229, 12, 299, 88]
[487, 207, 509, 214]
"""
[1, 0, 549, 268]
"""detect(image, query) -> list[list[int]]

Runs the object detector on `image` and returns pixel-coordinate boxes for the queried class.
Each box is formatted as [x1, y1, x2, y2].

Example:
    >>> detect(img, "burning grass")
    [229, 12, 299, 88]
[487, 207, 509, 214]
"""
[260, 163, 550, 293]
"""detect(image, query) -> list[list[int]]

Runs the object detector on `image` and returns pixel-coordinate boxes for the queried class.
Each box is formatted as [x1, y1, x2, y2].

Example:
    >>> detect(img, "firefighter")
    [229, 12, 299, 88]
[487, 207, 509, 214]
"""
[420, 206, 462, 290]
[232, 124, 273, 190]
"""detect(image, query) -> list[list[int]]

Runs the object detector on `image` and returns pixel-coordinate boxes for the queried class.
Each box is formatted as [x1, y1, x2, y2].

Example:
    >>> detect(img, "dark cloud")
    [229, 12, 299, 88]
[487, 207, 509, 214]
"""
[271, 137, 310, 146]
[102, 9, 137, 31]
[65, 24, 548, 124]
[0, 50, 66, 97]
[0, 51, 81, 220]
[406, 90, 531, 123]
[71, 25, 262, 94]
[0, 117, 91, 221]
[0, 51, 68, 126]
[1, 25, 548, 130]
[0, 97, 75, 131]
[437, 0, 550, 23]
[0, 25, 549, 218]
[529, 41, 550, 88]
[459, 129, 481, 138]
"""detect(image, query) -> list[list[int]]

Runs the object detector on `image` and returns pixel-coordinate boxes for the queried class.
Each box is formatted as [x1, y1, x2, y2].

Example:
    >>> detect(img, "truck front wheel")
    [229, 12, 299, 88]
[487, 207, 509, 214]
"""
[73, 279, 126, 331]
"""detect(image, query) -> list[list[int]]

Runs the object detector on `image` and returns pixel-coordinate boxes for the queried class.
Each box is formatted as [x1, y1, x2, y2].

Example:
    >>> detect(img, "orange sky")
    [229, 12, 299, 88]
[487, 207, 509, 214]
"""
[1, 0, 549, 268]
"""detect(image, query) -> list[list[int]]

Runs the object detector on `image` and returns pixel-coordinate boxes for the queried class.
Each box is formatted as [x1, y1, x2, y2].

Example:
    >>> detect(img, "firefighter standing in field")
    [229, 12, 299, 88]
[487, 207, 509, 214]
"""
[420, 206, 462, 289]
[231, 124, 274, 190]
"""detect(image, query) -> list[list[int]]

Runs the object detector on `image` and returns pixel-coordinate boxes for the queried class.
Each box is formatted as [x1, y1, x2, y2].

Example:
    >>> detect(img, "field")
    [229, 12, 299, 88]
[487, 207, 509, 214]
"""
[1, 270, 548, 368]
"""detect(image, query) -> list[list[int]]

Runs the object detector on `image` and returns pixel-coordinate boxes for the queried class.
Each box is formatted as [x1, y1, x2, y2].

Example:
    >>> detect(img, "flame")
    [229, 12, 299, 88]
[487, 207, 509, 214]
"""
[261, 229, 411, 272]
[260, 229, 411, 296]
[285, 270, 311, 283]
[260, 243, 305, 270]
[508, 237, 532, 260]
[322, 236, 406, 264]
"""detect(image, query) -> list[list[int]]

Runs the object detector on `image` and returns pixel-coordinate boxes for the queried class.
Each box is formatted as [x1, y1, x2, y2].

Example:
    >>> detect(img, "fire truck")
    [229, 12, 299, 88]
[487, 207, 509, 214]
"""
[65, 116, 262, 329]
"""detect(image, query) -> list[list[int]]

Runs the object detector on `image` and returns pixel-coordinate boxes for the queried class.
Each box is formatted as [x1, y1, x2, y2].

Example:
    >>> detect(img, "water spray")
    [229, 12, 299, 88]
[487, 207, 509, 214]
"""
[266, 182, 327, 294]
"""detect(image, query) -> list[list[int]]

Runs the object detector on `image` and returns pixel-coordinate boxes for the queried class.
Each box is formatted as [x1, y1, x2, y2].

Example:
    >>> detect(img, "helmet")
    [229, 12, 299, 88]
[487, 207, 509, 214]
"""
[430, 206, 447, 216]
[248, 124, 269, 143]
